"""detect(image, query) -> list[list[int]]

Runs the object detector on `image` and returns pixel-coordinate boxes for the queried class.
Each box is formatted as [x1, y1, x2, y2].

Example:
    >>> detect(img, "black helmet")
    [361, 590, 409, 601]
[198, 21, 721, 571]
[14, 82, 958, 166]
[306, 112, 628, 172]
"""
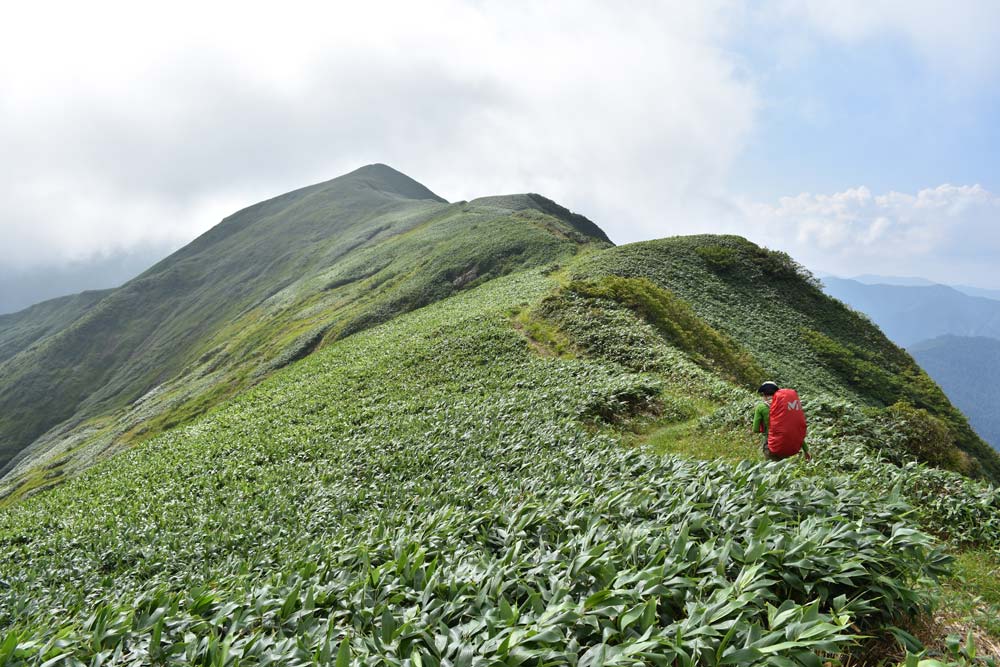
[757, 381, 779, 396]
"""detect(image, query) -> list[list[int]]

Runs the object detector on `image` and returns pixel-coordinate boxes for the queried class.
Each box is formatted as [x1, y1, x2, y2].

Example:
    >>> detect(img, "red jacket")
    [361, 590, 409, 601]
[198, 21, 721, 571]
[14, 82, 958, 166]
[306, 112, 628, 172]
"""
[767, 388, 807, 456]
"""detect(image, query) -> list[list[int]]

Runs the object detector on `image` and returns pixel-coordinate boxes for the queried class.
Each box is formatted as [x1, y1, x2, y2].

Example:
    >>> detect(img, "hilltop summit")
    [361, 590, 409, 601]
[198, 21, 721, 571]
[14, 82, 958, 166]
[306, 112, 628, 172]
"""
[344, 163, 448, 202]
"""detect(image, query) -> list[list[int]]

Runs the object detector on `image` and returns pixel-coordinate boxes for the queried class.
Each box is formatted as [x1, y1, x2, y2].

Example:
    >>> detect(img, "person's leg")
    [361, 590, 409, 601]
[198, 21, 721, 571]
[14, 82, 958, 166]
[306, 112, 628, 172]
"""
[763, 445, 794, 462]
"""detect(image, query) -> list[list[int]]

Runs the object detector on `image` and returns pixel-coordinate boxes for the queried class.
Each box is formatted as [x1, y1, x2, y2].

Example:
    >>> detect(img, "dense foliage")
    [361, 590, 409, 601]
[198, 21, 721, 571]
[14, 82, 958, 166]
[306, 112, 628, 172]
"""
[3, 194, 999, 665]
[800, 398, 1000, 551]
[561, 277, 764, 387]
[0, 272, 962, 666]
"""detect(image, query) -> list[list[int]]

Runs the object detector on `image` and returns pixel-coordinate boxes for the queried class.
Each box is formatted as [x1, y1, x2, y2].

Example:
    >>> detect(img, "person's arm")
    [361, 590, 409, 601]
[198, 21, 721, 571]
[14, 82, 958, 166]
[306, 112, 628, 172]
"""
[800, 440, 812, 461]
[751, 402, 768, 434]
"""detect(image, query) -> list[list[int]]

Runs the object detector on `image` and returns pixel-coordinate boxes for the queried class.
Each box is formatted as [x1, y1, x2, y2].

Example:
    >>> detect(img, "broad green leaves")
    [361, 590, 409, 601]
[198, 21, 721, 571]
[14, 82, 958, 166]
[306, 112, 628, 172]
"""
[0, 268, 971, 666]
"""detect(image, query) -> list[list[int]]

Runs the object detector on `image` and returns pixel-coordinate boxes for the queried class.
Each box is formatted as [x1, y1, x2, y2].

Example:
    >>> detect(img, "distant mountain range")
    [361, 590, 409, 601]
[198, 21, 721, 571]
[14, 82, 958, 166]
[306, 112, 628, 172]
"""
[910, 336, 1000, 454]
[821, 277, 1000, 347]
[821, 275, 1000, 450]
[843, 273, 1000, 301]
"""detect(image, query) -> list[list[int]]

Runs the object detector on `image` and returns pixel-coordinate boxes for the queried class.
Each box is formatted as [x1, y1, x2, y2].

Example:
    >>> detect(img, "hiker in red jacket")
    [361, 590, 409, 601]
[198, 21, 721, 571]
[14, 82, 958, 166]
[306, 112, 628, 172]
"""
[752, 381, 811, 462]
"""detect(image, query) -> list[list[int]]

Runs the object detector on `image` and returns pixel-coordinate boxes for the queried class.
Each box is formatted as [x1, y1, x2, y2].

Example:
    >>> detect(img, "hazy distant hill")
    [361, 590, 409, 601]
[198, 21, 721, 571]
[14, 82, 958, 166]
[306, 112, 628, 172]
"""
[849, 273, 1000, 301]
[910, 335, 1000, 451]
[822, 276, 1000, 346]
[0, 247, 171, 315]
[849, 273, 937, 287]
[822, 276, 1000, 452]
[953, 284, 1000, 301]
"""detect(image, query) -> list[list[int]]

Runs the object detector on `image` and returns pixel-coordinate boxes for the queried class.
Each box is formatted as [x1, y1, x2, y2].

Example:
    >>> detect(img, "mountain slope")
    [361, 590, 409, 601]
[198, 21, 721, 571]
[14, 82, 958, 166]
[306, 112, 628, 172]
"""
[4, 222, 1000, 663]
[0, 164, 609, 494]
[910, 335, 1000, 450]
[563, 238, 999, 479]
[0, 289, 113, 363]
[850, 273, 937, 287]
[821, 277, 1000, 458]
[821, 276, 1000, 345]
[953, 284, 1000, 301]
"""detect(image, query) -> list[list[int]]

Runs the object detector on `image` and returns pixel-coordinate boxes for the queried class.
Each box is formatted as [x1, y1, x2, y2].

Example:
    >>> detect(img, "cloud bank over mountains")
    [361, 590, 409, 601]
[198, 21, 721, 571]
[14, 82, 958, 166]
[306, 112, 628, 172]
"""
[0, 0, 997, 289]
[0, 0, 755, 270]
[738, 183, 1000, 288]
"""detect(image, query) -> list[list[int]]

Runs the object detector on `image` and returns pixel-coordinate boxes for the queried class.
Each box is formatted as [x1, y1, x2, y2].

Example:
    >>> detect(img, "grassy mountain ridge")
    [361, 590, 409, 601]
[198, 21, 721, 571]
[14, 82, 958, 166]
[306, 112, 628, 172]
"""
[0, 165, 609, 495]
[3, 238, 1000, 663]
[3, 167, 1000, 663]
[4, 174, 997, 493]
[0, 164, 453, 475]
[562, 236, 1000, 479]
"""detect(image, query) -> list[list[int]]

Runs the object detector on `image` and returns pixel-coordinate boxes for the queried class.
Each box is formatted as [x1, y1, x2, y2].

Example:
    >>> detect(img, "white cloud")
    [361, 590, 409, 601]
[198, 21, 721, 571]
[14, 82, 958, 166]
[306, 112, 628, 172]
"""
[736, 184, 1000, 287]
[777, 0, 1000, 80]
[2, 1, 995, 290]
[0, 0, 757, 269]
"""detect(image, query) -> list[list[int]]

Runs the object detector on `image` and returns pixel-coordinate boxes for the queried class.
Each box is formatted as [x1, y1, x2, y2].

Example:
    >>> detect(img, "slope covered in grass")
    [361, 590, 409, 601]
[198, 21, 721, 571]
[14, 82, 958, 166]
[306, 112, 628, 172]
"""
[0, 289, 112, 363]
[0, 166, 609, 500]
[568, 236, 1000, 481]
[3, 169, 1000, 664]
[0, 269, 968, 666]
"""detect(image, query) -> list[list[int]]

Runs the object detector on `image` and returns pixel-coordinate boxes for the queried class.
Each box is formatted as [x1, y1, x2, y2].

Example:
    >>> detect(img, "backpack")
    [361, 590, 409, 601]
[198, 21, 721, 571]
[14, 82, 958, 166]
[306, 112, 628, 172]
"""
[766, 388, 807, 456]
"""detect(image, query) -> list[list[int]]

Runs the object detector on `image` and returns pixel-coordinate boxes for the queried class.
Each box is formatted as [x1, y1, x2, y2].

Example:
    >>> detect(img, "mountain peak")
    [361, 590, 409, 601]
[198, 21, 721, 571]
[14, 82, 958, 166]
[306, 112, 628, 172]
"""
[468, 193, 611, 244]
[341, 163, 447, 203]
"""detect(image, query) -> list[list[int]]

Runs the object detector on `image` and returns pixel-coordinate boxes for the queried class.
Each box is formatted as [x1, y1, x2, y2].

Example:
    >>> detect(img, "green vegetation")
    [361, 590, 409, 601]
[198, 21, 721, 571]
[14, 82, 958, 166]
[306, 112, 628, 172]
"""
[569, 235, 1000, 481]
[942, 551, 1000, 639]
[643, 414, 756, 462]
[0, 272, 967, 666]
[873, 402, 972, 474]
[0, 289, 112, 364]
[0, 165, 609, 500]
[564, 276, 763, 385]
[2, 169, 999, 664]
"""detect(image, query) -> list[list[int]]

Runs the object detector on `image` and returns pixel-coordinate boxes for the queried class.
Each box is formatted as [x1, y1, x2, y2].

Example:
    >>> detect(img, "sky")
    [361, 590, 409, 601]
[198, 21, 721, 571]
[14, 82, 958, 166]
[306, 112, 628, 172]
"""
[1, 0, 998, 311]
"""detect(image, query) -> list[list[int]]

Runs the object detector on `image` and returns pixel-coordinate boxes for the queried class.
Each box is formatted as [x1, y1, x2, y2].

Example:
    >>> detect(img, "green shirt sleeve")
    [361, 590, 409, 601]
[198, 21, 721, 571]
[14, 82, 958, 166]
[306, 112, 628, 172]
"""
[752, 402, 769, 434]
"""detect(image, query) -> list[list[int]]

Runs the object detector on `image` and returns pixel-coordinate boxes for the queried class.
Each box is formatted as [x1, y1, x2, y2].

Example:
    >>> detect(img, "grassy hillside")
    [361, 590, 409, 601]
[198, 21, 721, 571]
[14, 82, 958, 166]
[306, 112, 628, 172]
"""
[568, 236, 1000, 480]
[3, 218, 1000, 664]
[911, 335, 1000, 451]
[3, 265, 995, 666]
[0, 165, 609, 498]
